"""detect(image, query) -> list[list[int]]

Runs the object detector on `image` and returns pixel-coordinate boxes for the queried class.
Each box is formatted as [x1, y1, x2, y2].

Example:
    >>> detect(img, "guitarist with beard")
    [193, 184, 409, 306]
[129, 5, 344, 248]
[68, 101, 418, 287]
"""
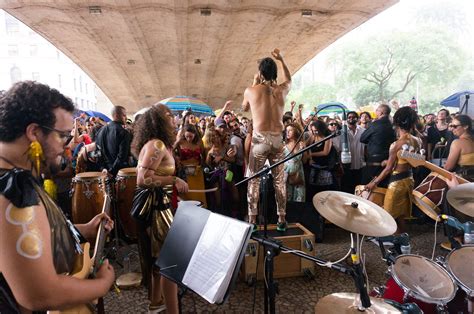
[0, 81, 115, 313]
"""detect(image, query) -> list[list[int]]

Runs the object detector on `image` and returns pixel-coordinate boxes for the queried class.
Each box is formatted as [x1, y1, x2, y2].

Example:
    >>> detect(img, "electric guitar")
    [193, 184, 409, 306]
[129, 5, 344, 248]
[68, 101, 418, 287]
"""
[397, 150, 469, 184]
[48, 178, 112, 314]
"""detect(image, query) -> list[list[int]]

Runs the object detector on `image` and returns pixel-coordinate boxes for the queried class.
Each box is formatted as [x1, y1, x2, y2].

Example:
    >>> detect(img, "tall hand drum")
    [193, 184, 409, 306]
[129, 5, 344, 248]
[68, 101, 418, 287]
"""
[116, 167, 138, 240]
[71, 172, 105, 224]
[412, 172, 448, 221]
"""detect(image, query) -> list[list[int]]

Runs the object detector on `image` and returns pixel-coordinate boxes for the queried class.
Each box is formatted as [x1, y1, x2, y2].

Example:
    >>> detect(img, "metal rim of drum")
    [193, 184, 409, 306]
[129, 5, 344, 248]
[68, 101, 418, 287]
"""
[390, 254, 457, 305]
[73, 172, 104, 183]
[446, 245, 474, 296]
[117, 167, 137, 177]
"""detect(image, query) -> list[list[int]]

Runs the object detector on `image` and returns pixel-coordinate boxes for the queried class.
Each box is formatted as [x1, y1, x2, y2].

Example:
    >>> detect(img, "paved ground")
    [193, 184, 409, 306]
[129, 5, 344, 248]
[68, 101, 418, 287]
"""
[103, 219, 459, 313]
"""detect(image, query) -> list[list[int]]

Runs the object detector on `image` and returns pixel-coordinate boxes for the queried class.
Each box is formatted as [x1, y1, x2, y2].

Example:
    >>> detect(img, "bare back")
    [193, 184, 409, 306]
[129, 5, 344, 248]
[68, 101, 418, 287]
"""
[244, 83, 288, 133]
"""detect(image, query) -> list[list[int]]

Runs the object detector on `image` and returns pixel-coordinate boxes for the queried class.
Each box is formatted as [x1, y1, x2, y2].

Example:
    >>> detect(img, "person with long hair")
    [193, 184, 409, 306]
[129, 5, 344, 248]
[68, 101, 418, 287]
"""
[366, 106, 421, 234]
[131, 104, 188, 314]
[174, 124, 207, 207]
[284, 123, 308, 202]
[444, 114, 474, 181]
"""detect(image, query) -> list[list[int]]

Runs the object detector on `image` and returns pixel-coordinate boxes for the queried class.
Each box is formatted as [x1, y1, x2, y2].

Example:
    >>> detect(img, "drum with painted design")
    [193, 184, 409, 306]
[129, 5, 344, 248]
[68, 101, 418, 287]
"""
[412, 172, 448, 220]
[71, 172, 105, 224]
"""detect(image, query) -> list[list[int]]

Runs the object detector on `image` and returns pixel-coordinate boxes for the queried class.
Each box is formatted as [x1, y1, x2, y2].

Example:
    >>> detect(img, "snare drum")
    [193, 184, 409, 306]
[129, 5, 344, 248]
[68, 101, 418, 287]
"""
[116, 167, 138, 240]
[383, 254, 457, 312]
[71, 172, 105, 224]
[412, 172, 448, 221]
[355, 185, 387, 208]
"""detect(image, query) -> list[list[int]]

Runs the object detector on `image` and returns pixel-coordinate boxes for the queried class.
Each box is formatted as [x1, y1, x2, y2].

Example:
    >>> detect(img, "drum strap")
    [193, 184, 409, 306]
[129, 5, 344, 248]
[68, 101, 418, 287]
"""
[389, 170, 412, 184]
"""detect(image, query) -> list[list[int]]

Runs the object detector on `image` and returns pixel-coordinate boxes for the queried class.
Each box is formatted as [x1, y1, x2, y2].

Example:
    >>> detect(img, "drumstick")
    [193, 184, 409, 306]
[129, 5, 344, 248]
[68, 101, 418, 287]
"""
[186, 187, 218, 193]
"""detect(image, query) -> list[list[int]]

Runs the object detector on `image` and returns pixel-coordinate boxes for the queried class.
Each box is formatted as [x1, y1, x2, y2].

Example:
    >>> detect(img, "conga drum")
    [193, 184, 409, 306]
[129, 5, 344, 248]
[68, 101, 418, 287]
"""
[354, 185, 387, 208]
[71, 172, 105, 224]
[412, 172, 448, 220]
[116, 167, 138, 240]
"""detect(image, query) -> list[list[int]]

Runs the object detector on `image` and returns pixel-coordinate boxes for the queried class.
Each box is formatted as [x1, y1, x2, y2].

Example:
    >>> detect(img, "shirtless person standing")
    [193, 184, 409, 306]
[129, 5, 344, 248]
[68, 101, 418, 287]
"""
[242, 48, 291, 232]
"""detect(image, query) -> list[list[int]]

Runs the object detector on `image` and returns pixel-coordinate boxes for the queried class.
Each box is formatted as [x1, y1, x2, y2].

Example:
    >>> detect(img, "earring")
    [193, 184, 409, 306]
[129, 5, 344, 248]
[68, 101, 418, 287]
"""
[28, 140, 44, 174]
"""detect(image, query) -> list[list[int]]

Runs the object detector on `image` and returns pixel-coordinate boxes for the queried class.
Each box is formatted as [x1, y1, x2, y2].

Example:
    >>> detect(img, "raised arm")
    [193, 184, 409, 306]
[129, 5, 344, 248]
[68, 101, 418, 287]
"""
[271, 48, 291, 91]
[241, 87, 251, 112]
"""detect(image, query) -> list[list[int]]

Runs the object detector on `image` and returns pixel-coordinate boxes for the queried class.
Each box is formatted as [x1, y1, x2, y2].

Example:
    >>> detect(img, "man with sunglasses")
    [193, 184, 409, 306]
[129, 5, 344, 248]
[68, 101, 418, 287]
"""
[0, 81, 115, 312]
[340, 112, 366, 194]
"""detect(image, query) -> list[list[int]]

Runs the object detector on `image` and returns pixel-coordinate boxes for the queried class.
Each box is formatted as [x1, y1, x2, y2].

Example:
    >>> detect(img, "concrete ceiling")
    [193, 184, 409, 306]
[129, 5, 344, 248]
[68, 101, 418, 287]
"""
[1, 0, 397, 113]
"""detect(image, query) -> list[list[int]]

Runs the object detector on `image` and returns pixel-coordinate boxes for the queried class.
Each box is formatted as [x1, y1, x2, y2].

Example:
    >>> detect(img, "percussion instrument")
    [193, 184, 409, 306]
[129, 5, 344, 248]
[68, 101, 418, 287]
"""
[412, 172, 448, 221]
[447, 183, 474, 218]
[315, 292, 401, 313]
[313, 191, 397, 237]
[382, 254, 457, 312]
[355, 185, 387, 208]
[116, 272, 142, 289]
[116, 167, 138, 240]
[71, 171, 105, 224]
[446, 245, 474, 297]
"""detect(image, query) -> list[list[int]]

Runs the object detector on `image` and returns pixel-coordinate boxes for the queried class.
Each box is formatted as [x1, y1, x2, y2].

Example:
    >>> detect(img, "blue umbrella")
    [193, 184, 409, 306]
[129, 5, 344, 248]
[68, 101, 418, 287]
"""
[440, 90, 473, 107]
[160, 96, 215, 115]
[316, 102, 347, 115]
[84, 110, 111, 122]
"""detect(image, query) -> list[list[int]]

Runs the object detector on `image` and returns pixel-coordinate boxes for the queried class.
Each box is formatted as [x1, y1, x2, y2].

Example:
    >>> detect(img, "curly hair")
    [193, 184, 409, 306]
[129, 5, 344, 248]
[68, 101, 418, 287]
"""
[285, 123, 302, 140]
[0, 81, 75, 142]
[393, 106, 418, 131]
[258, 57, 277, 82]
[131, 104, 176, 158]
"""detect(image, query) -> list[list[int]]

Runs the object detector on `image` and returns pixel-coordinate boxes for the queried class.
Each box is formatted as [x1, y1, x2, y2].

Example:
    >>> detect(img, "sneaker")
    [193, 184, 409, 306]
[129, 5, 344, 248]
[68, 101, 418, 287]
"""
[276, 221, 287, 232]
[148, 304, 166, 313]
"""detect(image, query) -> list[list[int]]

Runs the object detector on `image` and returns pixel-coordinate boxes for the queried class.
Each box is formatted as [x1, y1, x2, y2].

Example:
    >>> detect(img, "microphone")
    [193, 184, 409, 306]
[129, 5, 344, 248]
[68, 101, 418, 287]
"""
[441, 214, 474, 244]
[340, 110, 352, 165]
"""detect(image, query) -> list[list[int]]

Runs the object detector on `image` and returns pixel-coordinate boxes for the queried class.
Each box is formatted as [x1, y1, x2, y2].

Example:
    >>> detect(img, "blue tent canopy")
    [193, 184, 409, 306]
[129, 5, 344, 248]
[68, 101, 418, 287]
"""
[440, 90, 474, 107]
[316, 102, 347, 115]
[160, 96, 215, 115]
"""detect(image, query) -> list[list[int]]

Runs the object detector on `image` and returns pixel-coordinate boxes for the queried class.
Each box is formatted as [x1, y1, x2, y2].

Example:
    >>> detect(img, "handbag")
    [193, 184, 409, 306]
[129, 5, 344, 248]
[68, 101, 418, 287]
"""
[288, 171, 304, 186]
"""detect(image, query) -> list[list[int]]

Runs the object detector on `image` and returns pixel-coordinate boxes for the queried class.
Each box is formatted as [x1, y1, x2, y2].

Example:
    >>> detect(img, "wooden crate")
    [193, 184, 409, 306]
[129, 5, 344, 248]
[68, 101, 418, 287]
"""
[240, 223, 315, 283]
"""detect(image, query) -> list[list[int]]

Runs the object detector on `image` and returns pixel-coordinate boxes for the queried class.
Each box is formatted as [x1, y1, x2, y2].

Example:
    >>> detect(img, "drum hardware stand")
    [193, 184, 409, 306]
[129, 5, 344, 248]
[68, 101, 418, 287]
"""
[374, 233, 410, 266]
[236, 131, 341, 314]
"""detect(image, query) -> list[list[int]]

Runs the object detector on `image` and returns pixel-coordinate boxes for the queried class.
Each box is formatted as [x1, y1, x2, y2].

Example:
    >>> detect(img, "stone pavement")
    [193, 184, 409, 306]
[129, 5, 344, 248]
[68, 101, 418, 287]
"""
[104, 221, 452, 313]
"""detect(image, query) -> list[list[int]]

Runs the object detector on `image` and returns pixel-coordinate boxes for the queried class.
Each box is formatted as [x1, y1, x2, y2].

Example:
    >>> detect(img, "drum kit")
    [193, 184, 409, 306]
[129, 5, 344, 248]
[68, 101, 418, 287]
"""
[312, 183, 474, 314]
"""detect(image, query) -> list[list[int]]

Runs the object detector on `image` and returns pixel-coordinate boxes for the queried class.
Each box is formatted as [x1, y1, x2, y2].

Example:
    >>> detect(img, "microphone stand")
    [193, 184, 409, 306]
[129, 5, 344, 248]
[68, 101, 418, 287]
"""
[460, 93, 470, 115]
[235, 131, 340, 314]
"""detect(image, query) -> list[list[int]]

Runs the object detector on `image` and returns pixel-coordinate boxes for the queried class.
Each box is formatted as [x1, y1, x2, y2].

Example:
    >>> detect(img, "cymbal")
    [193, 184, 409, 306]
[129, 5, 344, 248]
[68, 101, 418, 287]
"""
[447, 183, 474, 217]
[313, 191, 397, 237]
[315, 293, 401, 313]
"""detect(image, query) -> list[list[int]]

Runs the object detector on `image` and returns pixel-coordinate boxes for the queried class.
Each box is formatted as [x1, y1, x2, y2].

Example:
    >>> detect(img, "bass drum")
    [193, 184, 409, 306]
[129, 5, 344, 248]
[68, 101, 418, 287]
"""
[71, 172, 105, 224]
[355, 185, 387, 208]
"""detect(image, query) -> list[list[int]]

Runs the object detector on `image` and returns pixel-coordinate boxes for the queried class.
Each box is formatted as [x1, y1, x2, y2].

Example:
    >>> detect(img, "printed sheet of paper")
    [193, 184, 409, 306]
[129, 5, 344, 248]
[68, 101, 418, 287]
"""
[182, 213, 251, 303]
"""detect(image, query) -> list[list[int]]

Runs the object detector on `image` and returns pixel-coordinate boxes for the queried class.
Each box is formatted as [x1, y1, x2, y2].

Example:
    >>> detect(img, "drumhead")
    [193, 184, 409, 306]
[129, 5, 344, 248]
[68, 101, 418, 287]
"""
[178, 200, 202, 207]
[74, 171, 104, 179]
[391, 254, 456, 304]
[117, 167, 137, 177]
[446, 245, 474, 294]
[116, 272, 142, 288]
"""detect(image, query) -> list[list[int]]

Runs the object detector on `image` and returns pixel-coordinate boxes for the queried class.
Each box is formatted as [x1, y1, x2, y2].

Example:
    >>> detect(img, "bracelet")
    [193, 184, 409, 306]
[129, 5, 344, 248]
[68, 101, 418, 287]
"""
[172, 176, 177, 185]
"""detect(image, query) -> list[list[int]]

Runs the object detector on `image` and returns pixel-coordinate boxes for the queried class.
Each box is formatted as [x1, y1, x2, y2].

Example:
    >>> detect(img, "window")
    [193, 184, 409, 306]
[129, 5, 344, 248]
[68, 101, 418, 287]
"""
[56, 50, 61, 59]
[29, 45, 38, 56]
[79, 76, 83, 93]
[32, 72, 40, 81]
[58, 74, 62, 88]
[10, 66, 21, 84]
[75, 97, 78, 106]
[5, 14, 19, 36]
[73, 78, 77, 91]
[85, 83, 88, 94]
[8, 45, 19, 57]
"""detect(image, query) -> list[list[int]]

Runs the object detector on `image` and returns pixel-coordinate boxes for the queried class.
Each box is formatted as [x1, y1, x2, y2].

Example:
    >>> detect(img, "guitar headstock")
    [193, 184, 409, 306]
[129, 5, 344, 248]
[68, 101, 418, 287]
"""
[397, 149, 426, 167]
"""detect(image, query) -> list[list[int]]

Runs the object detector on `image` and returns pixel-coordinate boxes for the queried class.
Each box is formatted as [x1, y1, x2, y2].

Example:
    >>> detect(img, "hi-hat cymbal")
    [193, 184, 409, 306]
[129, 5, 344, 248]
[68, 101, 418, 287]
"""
[447, 183, 474, 217]
[313, 191, 397, 237]
[315, 293, 401, 313]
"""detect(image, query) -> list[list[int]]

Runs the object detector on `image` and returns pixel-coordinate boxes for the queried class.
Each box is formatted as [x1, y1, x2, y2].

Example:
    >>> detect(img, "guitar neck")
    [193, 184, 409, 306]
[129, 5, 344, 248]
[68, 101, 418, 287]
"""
[92, 194, 111, 274]
[423, 162, 470, 184]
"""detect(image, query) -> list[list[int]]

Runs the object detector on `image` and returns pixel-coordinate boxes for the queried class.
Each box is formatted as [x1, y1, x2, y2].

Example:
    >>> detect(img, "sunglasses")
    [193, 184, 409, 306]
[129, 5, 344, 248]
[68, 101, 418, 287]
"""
[40, 125, 73, 144]
[328, 123, 338, 126]
[449, 124, 461, 129]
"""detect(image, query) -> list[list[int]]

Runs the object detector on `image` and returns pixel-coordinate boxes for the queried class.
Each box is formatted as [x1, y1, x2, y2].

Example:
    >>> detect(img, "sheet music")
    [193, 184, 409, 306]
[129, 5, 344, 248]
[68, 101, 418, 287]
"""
[182, 213, 251, 303]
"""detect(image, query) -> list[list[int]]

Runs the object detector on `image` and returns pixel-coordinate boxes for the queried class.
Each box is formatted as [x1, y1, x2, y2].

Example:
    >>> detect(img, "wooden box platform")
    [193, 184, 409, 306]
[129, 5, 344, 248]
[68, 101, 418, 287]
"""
[240, 223, 315, 284]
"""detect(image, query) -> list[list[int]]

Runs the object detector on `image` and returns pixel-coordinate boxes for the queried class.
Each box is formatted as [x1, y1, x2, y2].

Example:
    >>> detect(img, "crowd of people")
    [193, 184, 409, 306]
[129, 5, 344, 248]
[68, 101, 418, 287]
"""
[1, 51, 473, 312]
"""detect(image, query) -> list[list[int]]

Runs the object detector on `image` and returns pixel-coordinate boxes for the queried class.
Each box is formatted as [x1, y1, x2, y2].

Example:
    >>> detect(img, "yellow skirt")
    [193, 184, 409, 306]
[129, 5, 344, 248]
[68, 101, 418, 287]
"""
[383, 177, 414, 219]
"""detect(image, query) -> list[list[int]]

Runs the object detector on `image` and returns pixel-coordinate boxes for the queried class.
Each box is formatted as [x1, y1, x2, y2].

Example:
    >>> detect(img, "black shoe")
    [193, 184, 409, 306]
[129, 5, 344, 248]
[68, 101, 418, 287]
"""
[276, 221, 287, 232]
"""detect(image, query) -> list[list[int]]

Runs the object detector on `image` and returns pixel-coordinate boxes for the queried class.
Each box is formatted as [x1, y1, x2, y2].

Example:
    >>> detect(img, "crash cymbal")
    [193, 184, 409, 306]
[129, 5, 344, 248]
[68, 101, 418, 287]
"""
[315, 293, 401, 313]
[313, 191, 397, 237]
[447, 183, 474, 217]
